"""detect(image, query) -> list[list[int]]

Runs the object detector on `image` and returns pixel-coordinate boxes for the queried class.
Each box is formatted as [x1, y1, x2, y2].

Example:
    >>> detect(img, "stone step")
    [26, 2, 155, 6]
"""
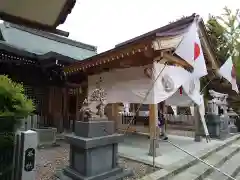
[235, 172, 240, 180]
[206, 145, 240, 180]
[169, 144, 240, 180]
[140, 134, 240, 180]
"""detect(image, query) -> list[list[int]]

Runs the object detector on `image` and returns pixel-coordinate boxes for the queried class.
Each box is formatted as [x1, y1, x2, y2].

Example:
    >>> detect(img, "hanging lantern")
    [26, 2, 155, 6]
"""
[179, 86, 183, 95]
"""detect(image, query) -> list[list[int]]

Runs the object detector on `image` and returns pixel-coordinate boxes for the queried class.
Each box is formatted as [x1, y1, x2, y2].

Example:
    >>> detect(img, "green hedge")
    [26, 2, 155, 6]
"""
[0, 75, 34, 148]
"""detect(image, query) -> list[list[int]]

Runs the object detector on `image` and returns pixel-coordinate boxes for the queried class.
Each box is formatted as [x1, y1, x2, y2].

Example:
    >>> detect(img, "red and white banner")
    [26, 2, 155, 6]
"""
[218, 57, 239, 93]
[175, 20, 207, 78]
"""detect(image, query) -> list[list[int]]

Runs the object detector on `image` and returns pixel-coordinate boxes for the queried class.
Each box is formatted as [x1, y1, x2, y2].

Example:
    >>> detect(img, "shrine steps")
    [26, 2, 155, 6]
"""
[170, 142, 240, 180]
[140, 134, 240, 180]
[206, 145, 240, 180]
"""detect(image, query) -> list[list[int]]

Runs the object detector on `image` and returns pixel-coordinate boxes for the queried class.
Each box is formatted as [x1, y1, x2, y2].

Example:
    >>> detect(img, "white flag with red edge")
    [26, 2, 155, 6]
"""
[175, 20, 208, 78]
[218, 57, 239, 93]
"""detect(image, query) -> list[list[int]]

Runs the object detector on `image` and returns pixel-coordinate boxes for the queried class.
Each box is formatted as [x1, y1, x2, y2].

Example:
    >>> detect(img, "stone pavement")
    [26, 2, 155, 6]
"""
[119, 134, 227, 169]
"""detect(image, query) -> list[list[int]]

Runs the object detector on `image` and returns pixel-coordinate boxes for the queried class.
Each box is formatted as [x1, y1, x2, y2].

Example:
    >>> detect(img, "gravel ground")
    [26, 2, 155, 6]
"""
[36, 141, 159, 180]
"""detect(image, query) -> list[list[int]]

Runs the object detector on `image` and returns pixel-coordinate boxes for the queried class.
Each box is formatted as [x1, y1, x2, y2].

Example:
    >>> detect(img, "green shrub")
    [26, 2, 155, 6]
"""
[0, 75, 35, 119]
[0, 75, 35, 148]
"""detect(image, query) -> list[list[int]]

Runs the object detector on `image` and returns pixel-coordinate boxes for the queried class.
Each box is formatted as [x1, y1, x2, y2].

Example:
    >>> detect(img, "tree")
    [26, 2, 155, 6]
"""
[206, 7, 240, 111]
[0, 75, 35, 146]
[0, 75, 35, 119]
[206, 15, 229, 64]
[206, 7, 240, 69]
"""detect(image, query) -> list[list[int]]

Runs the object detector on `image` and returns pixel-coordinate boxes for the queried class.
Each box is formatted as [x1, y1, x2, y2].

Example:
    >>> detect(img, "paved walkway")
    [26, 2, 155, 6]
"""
[119, 134, 225, 169]
[56, 131, 235, 170]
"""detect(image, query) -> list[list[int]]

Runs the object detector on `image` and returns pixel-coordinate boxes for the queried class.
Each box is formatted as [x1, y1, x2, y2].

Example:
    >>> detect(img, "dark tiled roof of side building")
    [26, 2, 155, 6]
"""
[5, 22, 97, 52]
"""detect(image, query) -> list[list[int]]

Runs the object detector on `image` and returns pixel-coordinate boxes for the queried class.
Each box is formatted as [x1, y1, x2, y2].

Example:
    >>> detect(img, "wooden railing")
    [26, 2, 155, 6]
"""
[164, 114, 195, 126]
[118, 113, 195, 133]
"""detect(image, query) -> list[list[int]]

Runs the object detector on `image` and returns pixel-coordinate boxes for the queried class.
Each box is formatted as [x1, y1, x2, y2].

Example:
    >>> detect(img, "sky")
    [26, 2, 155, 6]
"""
[59, 0, 239, 53]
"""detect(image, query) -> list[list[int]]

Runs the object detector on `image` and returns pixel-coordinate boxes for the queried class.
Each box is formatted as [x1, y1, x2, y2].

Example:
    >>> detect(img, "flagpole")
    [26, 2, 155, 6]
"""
[175, 71, 219, 142]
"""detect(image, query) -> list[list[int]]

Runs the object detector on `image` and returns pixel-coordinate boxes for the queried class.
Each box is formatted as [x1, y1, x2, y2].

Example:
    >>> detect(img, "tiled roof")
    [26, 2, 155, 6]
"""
[6, 22, 97, 52]
[116, 13, 196, 47]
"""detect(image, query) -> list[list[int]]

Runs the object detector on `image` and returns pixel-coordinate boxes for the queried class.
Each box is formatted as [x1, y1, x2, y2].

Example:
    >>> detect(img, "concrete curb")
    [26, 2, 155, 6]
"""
[139, 134, 240, 180]
[119, 153, 162, 168]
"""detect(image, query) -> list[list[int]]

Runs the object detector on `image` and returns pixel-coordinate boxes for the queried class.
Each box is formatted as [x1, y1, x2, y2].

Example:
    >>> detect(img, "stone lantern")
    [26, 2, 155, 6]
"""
[205, 90, 229, 139]
[227, 108, 238, 133]
[59, 80, 132, 180]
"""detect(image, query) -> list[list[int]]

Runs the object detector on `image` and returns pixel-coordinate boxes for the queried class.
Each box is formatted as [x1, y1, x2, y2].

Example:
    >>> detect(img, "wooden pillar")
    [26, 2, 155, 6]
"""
[62, 87, 68, 131]
[73, 88, 79, 132]
[48, 87, 53, 114]
[148, 104, 159, 156]
[111, 103, 120, 132]
[47, 87, 54, 127]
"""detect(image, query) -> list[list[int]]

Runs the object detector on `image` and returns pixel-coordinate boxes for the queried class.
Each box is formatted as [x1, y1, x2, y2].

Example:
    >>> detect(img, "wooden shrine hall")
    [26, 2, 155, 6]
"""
[0, 40, 91, 131]
[64, 14, 220, 138]
[0, 21, 98, 132]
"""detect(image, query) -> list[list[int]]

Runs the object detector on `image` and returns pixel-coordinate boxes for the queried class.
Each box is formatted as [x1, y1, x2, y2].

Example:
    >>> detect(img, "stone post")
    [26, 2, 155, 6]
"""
[13, 130, 38, 180]
[194, 105, 202, 142]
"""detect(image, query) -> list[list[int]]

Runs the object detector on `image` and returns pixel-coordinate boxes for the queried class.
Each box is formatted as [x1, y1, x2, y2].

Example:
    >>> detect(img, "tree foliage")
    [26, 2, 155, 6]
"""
[206, 7, 240, 72]
[0, 75, 35, 118]
[206, 7, 240, 111]
[206, 16, 229, 64]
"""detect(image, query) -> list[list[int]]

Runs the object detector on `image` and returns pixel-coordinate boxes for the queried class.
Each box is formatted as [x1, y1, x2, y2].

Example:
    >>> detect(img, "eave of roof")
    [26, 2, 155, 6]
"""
[0, 41, 77, 65]
[64, 14, 197, 72]
[5, 22, 97, 52]
[38, 52, 78, 64]
[0, 41, 36, 58]
[64, 13, 219, 75]
[116, 13, 196, 47]
[0, 0, 76, 32]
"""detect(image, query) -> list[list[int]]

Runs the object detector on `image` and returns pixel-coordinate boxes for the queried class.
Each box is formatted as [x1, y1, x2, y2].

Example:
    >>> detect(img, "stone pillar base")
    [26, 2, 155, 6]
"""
[229, 125, 238, 133]
[194, 135, 202, 142]
[148, 139, 160, 157]
[59, 167, 133, 180]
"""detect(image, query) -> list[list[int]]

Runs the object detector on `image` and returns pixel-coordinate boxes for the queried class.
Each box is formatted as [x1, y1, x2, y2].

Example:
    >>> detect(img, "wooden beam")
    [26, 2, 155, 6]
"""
[64, 42, 152, 74]
[162, 53, 193, 71]
[65, 82, 82, 88]
[198, 23, 220, 70]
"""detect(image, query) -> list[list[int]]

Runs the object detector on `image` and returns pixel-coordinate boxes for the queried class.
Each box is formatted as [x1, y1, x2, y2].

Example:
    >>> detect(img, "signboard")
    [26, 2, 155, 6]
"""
[24, 148, 35, 172]
[20, 130, 38, 180]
